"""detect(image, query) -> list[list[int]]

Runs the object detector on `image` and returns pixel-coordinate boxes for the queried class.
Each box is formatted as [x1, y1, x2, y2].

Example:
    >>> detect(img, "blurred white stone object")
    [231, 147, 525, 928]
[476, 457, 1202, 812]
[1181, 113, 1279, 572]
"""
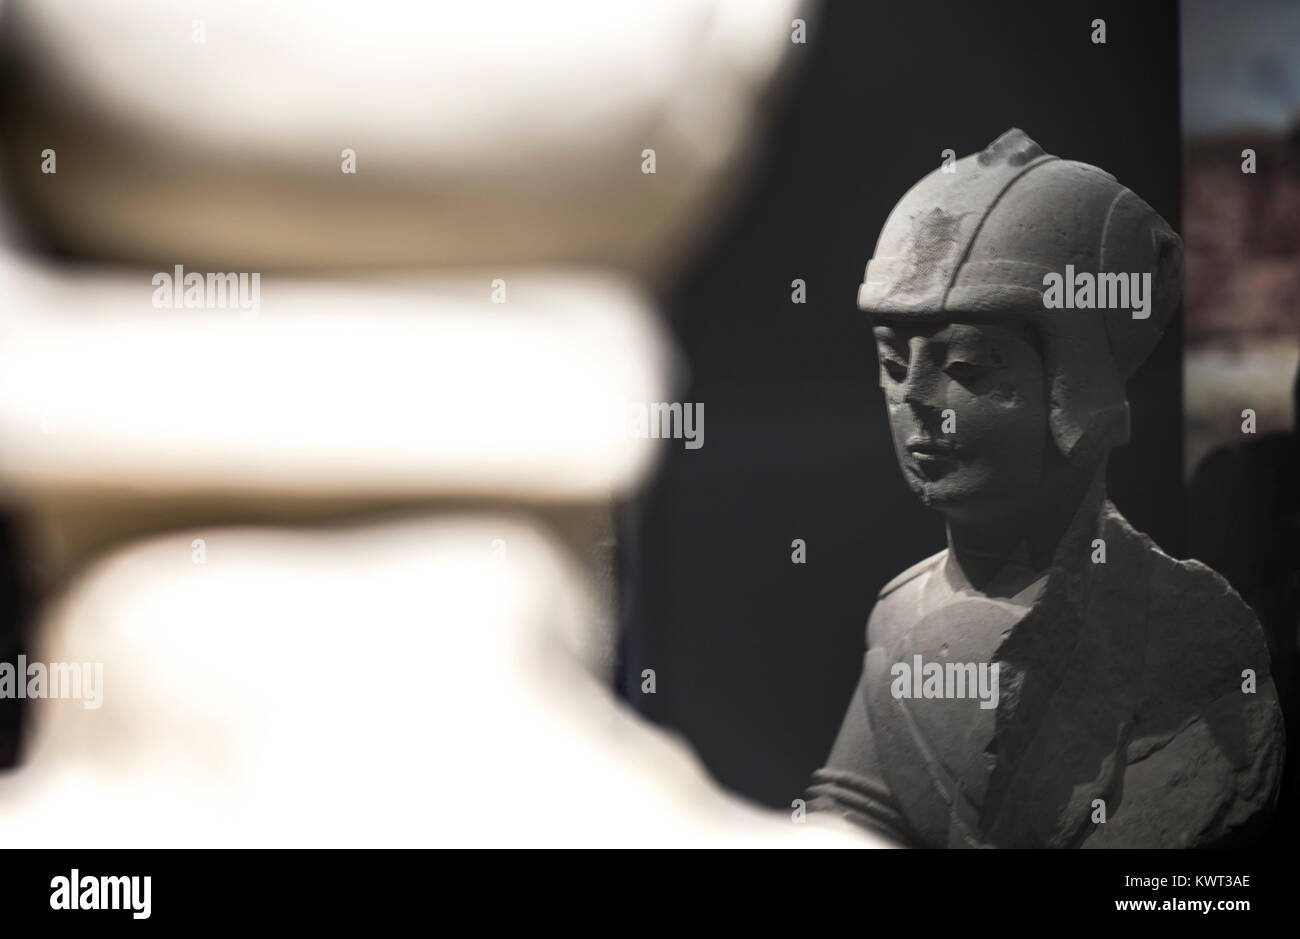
[0, 0, 808, 277]
[0, 513, 881, 847]
[0, 252, 670, 580]
[0, 0, 880, 849]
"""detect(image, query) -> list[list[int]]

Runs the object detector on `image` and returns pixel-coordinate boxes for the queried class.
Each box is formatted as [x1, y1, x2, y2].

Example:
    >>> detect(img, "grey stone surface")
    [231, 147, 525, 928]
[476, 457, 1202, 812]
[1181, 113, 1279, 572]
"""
[806, 129, 1286, 847]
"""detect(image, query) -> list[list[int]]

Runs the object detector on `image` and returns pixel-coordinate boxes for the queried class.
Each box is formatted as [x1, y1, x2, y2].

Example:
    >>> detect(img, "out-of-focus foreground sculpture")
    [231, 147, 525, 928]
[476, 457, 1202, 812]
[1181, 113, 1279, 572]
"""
[806, 129, 1285, 847]
[0, 0, 882, 846]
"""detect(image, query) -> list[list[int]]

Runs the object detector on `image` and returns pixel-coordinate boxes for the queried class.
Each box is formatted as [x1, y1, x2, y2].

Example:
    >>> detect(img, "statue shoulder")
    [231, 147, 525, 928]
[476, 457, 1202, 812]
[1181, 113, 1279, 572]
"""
[1104, 502, 1272, 669]
[1103, 501, 1278, 704]
[878, 549, 946, 600]
[866, 550, 945, 647]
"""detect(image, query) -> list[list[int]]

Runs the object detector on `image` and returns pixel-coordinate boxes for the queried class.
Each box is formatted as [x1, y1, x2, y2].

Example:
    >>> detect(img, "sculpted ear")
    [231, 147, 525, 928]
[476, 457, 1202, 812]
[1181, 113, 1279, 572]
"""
[1100, 197, 1182, 378]
[1042, 313, 1130, 467]
[1150, 226, 1184, 324]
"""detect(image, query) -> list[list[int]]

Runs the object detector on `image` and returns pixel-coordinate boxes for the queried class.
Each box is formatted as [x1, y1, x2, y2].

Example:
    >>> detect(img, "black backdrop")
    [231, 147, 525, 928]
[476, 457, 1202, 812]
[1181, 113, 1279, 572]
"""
[618, 0, 1183, 808]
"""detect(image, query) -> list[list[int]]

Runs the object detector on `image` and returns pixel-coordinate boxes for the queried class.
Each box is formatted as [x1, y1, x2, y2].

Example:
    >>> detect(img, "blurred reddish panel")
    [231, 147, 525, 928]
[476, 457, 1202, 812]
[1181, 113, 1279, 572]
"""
[1183, 127, 1300, 346]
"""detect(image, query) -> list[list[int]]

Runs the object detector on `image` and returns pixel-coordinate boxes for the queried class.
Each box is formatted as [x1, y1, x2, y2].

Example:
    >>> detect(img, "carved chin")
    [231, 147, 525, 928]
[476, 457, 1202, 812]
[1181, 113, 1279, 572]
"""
[911, 478, 968, 509]
[901, 456, 974, 502]
[905, 468, 1020, 514]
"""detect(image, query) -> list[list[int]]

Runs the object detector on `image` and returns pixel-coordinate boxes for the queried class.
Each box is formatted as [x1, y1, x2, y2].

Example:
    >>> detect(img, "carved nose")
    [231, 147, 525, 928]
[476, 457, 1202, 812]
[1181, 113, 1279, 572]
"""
[900, 357, 943, 410]
[896, 352, 946, 436]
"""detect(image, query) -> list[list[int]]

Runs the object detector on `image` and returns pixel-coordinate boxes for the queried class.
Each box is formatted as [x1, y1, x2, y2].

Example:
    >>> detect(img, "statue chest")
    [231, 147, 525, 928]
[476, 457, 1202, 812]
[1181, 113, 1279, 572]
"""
[866, 579, 1050, 846]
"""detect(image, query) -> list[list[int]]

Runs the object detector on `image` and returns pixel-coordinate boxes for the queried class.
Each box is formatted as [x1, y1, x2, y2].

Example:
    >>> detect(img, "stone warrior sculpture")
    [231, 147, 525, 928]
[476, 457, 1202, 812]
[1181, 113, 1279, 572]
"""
[805, 129, 1285, 847]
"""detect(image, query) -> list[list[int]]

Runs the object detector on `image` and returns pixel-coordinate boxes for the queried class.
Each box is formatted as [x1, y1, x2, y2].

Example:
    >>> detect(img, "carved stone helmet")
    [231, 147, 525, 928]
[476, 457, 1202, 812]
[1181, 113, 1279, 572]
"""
[857, 128, 1183, 466]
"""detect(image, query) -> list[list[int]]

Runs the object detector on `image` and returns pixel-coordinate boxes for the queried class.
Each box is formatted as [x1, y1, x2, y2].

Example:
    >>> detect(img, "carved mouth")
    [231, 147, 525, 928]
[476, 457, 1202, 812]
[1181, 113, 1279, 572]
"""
[906, 438, 963, 459]
[905, 438, 964, 480]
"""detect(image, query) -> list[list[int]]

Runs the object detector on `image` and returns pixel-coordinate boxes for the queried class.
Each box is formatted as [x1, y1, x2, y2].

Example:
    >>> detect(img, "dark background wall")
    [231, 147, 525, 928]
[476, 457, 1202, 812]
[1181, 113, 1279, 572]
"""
[619, 0, 1183, 808]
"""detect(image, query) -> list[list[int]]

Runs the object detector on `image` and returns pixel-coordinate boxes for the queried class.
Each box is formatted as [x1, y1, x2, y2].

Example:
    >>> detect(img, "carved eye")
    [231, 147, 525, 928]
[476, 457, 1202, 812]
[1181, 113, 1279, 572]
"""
[944, 361, 990, 385]
[880, 355, 907, 382]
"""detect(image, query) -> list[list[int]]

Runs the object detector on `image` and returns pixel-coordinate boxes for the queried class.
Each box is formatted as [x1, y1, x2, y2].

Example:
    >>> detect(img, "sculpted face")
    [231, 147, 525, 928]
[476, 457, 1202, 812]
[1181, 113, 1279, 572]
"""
[872, 318, 1049, 520]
